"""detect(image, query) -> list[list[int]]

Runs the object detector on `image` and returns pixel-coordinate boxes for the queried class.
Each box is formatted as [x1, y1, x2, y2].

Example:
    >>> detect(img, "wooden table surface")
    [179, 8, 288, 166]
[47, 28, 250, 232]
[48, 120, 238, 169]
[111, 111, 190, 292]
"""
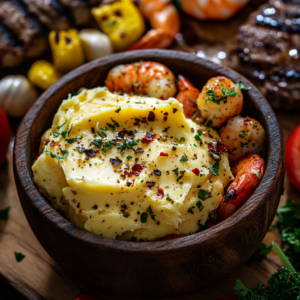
[1, 3, 300, 299]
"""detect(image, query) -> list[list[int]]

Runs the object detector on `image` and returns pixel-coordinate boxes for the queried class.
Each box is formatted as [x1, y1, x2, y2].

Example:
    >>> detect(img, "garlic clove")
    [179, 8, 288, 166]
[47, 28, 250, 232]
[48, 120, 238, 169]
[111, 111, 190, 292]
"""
[79, 29, 113, 62]
[0, 75, 38, 118]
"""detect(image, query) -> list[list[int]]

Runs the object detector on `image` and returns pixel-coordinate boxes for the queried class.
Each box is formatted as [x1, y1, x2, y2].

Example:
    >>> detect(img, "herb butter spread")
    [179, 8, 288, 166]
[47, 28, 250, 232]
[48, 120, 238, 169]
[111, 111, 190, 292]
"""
[32, 87, 233, 241]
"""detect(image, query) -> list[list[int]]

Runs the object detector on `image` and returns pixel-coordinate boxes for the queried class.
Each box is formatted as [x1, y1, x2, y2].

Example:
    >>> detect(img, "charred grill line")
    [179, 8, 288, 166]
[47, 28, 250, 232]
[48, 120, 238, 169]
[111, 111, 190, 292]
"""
[50, 0, 75, 25]
[0, 22, 23, 48]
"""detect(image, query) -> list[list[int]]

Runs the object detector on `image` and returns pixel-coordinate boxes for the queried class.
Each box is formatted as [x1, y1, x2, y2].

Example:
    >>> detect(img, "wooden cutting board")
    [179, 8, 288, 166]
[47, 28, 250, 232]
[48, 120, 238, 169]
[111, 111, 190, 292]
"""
[0, 112, 299, 300]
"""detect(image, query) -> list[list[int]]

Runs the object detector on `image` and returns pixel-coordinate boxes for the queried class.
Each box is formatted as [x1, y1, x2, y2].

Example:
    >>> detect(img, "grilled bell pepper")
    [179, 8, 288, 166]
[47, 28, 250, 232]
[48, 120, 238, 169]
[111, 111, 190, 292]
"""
[49, 29, 85, 73]
[92, 0, 145, 51]
[28, 60, 62, 90]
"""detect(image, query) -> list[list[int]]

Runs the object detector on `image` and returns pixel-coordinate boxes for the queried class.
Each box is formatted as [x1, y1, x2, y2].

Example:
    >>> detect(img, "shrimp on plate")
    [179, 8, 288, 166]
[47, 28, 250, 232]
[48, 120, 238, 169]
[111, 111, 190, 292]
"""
[105, 62, 266, 222]
[127, 0, 180, 50]
[176, 75, 202, 123]
[176, 0, 250, 20]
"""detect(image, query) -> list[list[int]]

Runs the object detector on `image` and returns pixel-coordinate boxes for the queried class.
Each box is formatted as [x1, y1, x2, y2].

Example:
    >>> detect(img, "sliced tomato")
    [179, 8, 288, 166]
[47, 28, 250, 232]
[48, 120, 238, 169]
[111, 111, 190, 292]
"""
[286, 125, 300, 192]
[0, 106, 10, 166]
[73, 294, 103, 300]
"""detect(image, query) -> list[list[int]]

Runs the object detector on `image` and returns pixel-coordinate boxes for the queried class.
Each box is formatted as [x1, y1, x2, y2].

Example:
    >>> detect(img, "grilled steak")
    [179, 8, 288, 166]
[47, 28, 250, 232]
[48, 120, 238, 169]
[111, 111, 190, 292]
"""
[0, 0, 102, 68]
[228, 0, 300, 110]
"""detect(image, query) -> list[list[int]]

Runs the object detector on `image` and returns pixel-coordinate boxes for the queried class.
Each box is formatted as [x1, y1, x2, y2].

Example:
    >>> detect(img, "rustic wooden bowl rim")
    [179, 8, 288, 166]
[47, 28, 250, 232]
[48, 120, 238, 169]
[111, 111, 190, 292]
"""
[14, 50, 282, 253]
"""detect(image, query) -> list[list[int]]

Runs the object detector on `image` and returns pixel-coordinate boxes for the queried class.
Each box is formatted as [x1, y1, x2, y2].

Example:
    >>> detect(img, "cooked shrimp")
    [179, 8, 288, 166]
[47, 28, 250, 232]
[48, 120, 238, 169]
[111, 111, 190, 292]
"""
[218, 153, 265, 221]
[220, 115, 266, 163]
[105, 61, 177, 99]
[176, 75, 202, 122]
[127, 0, 180, 50]
[177, 0, 249, 20]
[197, 76, 243, 128]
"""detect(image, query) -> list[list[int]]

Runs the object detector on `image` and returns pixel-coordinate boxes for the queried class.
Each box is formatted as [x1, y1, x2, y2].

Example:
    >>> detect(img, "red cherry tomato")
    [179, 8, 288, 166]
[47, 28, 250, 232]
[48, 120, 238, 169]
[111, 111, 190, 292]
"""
[73, 294, 102, 300]
[286, 125, 300, 192]
[0, 106, 10, 166]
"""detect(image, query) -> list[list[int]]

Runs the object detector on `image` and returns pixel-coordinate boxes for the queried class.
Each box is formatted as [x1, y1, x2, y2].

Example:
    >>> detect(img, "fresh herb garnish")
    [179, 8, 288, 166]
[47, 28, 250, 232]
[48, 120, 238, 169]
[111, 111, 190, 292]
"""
[14, 252, 25, 262]
[163, 126, 170, 132]
[193, 143, 197, 147]
[239, 130, 250, 137]
[0, 206, 11, 219]
[210, 161, 219, 176]
[44, 149, 68, 160]
[68, 124, 73, 136]
[135, 118, 140, 122]
[140, 212, 148, 223]
[251, 169, 261, 179]
[240, 142, 248, 147]
[57, 121, 67, 130]
[61, 149, 69, 158]
[98, 131, 107, 138]
[194, 134, 202, 141]
[111, 118, 119, 127]
[176, 175, 184, 182]
[106, 19, 116, 28]
[101, 141, 113, 152]
[53, 132, 60, 137]
[172, 167, 179, 175]
[180, 156, 188, 163]
[126, 156, 133, 160]
[92, 139, 103, 148]
[188, 208, 194, 214]
[204, 90, 227, 105]
[130, 236, 137, 242]
[76, 147, 85, 154]
[117, 139, 138, 154]
[198, 189, 212, 201]
[66, 137, 81, 144]
[107, 123, 115, 131]
[61, 131, 67, 139]
[175, 137, 185, 142]
[206, 120, 213, 128]
[236, 81, 251, 90]
[115, 106, 121, 113]
[221, 87, 238, 98]
[100, 127, 108, 131]
[191, 109, 200, 120]
[196, 201, 203, 211]
[166, 197, 172, 201]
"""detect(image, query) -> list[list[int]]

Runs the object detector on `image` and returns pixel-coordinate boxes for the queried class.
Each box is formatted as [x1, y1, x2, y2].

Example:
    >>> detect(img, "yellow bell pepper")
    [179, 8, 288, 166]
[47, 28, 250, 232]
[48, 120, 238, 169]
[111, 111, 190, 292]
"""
[49, 29, 85, 73]
[92, 0, 145, 51]
[28, 60, 62, 90]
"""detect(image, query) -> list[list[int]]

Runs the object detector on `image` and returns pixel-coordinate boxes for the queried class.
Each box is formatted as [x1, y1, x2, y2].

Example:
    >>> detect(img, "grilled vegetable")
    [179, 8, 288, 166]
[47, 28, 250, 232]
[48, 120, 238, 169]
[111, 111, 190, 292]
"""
[49, 29, 85, 73]
[0, 106, 10, 166]
[28, 60, 62, 90]
[79, 29, 113, 61]
[92, 0, 145, 51]
[0, 75, 38, 117]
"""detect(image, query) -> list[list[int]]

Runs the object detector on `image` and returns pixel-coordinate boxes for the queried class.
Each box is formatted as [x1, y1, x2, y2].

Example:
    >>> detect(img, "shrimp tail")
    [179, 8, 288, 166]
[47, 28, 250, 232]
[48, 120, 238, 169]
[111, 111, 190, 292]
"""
[218, 153, 265, 221]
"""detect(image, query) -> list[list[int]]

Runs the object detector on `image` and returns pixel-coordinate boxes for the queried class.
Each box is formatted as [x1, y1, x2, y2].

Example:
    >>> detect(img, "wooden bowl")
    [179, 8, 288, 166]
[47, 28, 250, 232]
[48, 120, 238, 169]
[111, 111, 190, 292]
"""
[13, 50, 284, 298]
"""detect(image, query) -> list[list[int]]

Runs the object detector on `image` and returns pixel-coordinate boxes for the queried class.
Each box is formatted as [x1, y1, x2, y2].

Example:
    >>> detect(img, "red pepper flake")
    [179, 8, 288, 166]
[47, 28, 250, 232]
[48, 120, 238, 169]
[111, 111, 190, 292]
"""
[141, 132, 157, 145]
[117, 131, 126, 139]
[146, 181, 155, 188]
[244, 116, 252, 122]
[110, 157, 123, 166]
[84, 148, 97, 157]
[164, 112, 169, 116]
[208, 142, 214, 150]
[45, 139, 50, 145]
[153, 107, 156, 111]
[159, 96, 164, 100]
[79, 209, 83, 213]
[148, 111, 155, 122]
[77, 202, 80, 208]
[192, 168, 200, 176]
[35, 155, 39, 159]
[141, 117, 147, 123]
[50, 141, 55, 147]
[160, 152, 169, 157]
[194, 153, 197, 157]
[216, 140, 226, 152]
[131, 163, 144, 176]
[131, 179, 135, 187]
[157, 188, 164, 198]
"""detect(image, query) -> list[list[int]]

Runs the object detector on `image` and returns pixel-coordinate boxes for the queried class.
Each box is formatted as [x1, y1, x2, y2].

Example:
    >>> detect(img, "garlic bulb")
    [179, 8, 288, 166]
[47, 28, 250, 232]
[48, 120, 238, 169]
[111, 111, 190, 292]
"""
[0, 75, 38, 118]
[79, 29, 113, 61]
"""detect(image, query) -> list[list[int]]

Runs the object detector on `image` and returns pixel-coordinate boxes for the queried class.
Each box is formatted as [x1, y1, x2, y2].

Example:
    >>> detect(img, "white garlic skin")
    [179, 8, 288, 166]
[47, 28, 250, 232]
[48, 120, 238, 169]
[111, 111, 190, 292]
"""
[0, 75, 38, 118]
[79, 29, 113, 61]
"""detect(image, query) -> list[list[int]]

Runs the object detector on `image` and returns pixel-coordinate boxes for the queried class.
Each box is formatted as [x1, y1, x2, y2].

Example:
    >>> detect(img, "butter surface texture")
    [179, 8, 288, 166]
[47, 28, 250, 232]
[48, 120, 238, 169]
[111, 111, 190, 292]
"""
[32, 87, 233, 241]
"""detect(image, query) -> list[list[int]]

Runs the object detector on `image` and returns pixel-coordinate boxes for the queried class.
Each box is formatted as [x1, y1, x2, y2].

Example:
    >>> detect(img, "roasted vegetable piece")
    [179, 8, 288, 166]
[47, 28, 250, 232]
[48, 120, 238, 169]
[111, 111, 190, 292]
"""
[28, 60, 62, 90]
[92, 0, 145, 51]
[49, 29, 85, 73]
[0, 106, 10, 166]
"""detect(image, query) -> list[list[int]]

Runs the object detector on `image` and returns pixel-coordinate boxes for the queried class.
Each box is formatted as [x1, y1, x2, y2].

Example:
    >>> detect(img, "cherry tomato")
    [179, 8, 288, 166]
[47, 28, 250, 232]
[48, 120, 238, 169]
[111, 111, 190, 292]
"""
[286, 125, 300, 192]
[73, 294, 103, 300]
[0, 106, 10, 166]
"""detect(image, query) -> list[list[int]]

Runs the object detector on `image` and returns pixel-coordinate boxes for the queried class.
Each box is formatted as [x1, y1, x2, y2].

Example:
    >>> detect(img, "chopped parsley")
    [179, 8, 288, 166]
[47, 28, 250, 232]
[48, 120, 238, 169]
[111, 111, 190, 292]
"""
[61, 149, 69, 158]
[197, 222, 204, 230]
[191, 109, 200, 120]
[180, 156, 188, 163]
[236, 81, 251, 90]
[130, 236, 137, 242]
[101, 141, 113, 152]
[241, 142, 248, 147]
[53, 132, 60, 137]
[151, 215, 156, 221]
[66, 137, 81, 144]
[193, 143, 198, 147]
[111, 118, 119, 127]
[98, 131, 107, 138]
[14, 252, 25, 262]
[172, 167, 179, 175]
[206, 120, 213, 128]
[76, 147, 85, 153]
[210, 161, 219, 176]
[0, 206, 11, 219]
[176, 175, 184, 182]
[61, 131, 67, 139]
[100, 127, 108, 131]
[56, 121, 67, 130]
[196, 201, 203, 211]
[198, 189, 212, 201]
[126, 156, 133, 160]
[221, 87, 238, 98]
[194, 134, 202, 141]
[239, 130, 250, 137]
[166, 197, 172, 201]
[68, 124, 73, 136]
[92, 139, 102, 148]
[204, 90, 227, 105]
[175, 137, 185, 142]
[232, 147, 237, 151]
[115, 106, 121, 113]
[44, 149, 68, 160]
[140, 212, 148, 223]
[163, 126, 170, 132]
[173, 142, 178, 146]
[188, 208, 194, 214]
[106, 123, 115, 131]
[106, 19, 116, 28]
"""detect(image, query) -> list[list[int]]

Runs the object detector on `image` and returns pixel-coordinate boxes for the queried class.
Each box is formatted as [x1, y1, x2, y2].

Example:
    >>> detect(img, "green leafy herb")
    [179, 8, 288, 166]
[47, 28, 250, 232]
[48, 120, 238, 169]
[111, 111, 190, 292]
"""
[191, 109, 200, 120]
[111, 118, 119, 127]
[206, 120, 213, 128]
[194, 134, 202, 141]
[232, 147, 237, 151]
[140, 180, 144, 183]
[236, 81, 251, 90]
[76, 147, 85, 154]
[176, 175, 184, 182]
[248, 242, 273, 263]
[106, 123, 115, 131]
[61, 149, 69, 159]
[166, 197, 172, 201]
[163, 126, 170, 132]
[53, 132, 60, 138]
[173, 143, 178, 146]
[240, 142, 248, 147]
[130, 236, 137, 242]
[197, 222, 204, 230]
[71, 91, 77, 96]
[66, 137, 81, 144]
[172, 167, 179, 175]
[239, 130, 250, 137]
[196, 201, 203, 211]
[135, 118, 140, 122]
[92, 139, 103, 148]
[98, 131, 107, 138]
[175, 137, 185, 142]
[68, 124, 73, 136]
[117, 139, 138, 154]
[141, 212, 148, 223]
[204, 90, 227, 105]
[210, 161, 219, 176]
[126, 156, 133, 160]
[44, 149, 68, 160]
[101, 141, 113, 152]
[115, 106, 121, 113]
[180, 156, 188, 163]
[100, 127, 108, 131]
[193, 143, 197, 147]
[198, 189, 212, 201]
[151, 215, 156, 221]
[14, 252, 25, 262]
[188, 208, 194, 214]
[57, 121, 67, 130]
[61, 131, 67, 139]
[0, 206, 11, 219]
[221, 87, 238, 98]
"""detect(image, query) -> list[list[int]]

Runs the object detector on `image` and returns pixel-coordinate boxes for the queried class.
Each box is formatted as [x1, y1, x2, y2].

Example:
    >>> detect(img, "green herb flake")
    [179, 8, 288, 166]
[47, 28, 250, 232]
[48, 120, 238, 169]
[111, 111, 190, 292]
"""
[210, 161, 219, 176]
[193, 143, 198, 147]
[236, 81, 251, 90]
[151, 215, 156, 221]
[198, 189, 212, 201]
[101, 141, 113, 152]
[76, 147, 85, 154]
[188, 208, 194, 214]
[196, 201, 203, 211]
[166, 197, 172, 201]
[100, 127, 108, 131]
[0, 206, 11, 219]
[140, 180, 144, 183]
[130, 236, 137, 242]
[176, 175, 184, 182]
[197, 222, 204, 230]
[106, 123, 115, 131]
[180, 156, 188, 163]
[239, 130, 250, 137]
[61, 149, 69, 159]
[163, 126, 170, 132]
[111, 118, 120, 127]
[56, 121, 67, 130]
[206, 120, 213, 128]
[68, 124, 73, 136]
[251, 169, 261, 179]
[172, 167, 179, 175]
[61, 131, 67, 139]
[92, 139, 103, 148]
[106, 19, 116, 28]
[14, 252, 25, 262]
[221, 87, 238, 98]
[140, 212, 148, 223]
[53, 132, 60, 138]
[115, 106, 121, 113]
[126, 156, 133, 160]
[194, 135, 202, 141]
[173, 143, 178, 146]
[98, 131, 107, 138]
[240, 142, 248, 147]
[66, 137, 81, 144]
[232, 147, 237, 151]
[191, 109, 201, 120]
[175, 137, 185, 143]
